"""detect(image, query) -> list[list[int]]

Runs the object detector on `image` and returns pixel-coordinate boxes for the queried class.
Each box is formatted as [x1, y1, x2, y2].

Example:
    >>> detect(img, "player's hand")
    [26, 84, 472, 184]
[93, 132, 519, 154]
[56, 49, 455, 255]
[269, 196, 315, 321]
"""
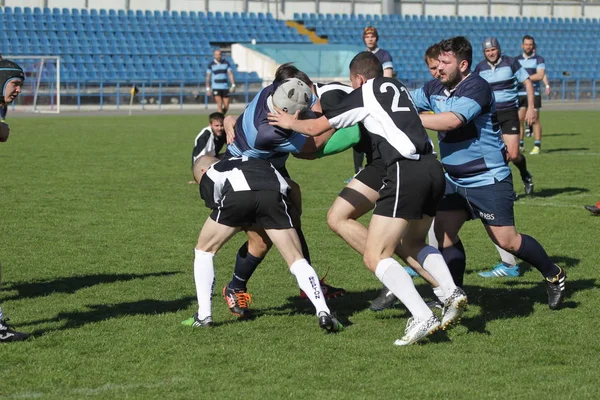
[224, 115, 238, 145]
[545, 86, 551, 96]
[267, 107, 300, 129]
[206, 87, 211, 97]
[0, 122, 10, 142]
[525, 108, 537, 126]
[230, 84, 236, 93]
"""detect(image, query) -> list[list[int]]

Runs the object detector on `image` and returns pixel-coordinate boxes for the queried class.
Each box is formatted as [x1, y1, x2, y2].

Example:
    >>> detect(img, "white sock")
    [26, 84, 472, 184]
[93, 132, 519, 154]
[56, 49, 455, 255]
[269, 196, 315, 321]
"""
[375, 258, 432, 320]
[290, 259, 330, 316]
[417, 246, 457, 298]
[428, 222, 439, 248]
[495, 244, 517, 267]
[194, 249, 215, 320]
[433, 286, 447, 303]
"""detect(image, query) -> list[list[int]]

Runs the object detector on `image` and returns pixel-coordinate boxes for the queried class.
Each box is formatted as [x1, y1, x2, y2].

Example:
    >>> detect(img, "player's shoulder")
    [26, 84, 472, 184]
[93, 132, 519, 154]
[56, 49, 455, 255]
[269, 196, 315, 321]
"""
[474, 60, 488, 72]
[534, 54, 546, 64]
[378, 48, 393, 59]
[456, 74, 492, 99]
[422, 78, 444, 95]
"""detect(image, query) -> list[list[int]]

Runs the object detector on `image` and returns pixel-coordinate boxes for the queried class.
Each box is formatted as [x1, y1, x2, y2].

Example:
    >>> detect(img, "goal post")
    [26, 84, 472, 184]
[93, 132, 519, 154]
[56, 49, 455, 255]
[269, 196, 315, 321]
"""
[4, 55, 61, 113]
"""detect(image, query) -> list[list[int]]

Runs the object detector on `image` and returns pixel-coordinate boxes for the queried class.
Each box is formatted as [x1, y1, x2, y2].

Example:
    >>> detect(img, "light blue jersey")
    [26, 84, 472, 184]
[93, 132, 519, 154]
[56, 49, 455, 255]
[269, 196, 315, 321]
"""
[207, 59, 232, 90]
[474, 56, 530, 111]
[411, 74, 510, 187]
[517, 54, 545, 96]
[225, 84, 307, 170]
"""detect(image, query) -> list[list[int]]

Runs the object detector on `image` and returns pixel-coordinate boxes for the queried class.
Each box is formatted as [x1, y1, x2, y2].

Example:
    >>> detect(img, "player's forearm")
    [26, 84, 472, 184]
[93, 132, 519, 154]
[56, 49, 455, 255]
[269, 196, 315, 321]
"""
[289, 117, 332, 137]
[205, 74, 211, 88]
[383, 68, 393, 78]
[524, 80, 535, 109]
[420, 111, 463, 131]
[528, 71, 545, 81]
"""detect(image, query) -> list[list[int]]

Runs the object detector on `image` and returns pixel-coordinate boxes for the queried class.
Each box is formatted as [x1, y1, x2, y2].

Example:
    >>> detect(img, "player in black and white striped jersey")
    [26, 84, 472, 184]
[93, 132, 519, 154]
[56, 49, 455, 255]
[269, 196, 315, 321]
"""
[191, 112, 226, 166]
[268, 52, 466, 345]
[181, 155, 343, 333]
[315, 81, 440, 306]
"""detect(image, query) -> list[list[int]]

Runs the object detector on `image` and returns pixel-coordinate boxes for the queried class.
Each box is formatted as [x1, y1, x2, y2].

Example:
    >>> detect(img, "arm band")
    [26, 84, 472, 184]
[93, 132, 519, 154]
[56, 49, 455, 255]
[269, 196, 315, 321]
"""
[314, 125, 361, 158]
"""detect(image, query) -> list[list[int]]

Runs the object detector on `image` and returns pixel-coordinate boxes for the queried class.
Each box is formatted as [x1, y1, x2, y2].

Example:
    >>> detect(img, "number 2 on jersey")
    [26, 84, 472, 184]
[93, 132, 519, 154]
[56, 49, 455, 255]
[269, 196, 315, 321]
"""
[379, 82, 415, 113]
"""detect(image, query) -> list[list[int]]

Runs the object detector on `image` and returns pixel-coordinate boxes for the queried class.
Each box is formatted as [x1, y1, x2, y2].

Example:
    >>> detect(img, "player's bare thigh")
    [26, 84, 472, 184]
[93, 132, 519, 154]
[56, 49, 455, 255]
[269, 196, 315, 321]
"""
[328, 178, 379, 226]
[196, 218, 241, 253]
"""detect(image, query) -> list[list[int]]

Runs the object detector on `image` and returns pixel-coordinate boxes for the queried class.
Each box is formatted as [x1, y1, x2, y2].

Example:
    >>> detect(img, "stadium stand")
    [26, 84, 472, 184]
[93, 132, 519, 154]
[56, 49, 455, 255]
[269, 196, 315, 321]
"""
[0, 6, 309, 84]
[0, 6, 597, 98]
[294, 13, 600, 83]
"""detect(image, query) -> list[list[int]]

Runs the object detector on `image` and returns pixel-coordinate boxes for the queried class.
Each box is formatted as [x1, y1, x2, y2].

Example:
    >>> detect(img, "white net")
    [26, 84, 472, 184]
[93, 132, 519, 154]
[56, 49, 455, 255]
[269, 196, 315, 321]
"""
[3, 55, 60, 113]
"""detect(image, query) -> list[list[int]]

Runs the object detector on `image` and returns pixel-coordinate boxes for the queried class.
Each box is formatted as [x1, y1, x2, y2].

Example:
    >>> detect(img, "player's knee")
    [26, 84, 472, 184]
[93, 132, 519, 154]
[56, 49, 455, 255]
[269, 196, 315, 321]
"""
[326, 207, 344, 234]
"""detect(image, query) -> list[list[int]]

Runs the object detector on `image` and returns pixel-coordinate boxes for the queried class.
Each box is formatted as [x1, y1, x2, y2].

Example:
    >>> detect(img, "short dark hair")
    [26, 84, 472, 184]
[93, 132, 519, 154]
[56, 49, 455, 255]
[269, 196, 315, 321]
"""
[349, 52, 383, 80]
[424, 43, 441, 64]
[274, 62, 313, 87]
[522, 35, 536, 47]
[439, 36, 472, 70]
[209, 112, 224, 123]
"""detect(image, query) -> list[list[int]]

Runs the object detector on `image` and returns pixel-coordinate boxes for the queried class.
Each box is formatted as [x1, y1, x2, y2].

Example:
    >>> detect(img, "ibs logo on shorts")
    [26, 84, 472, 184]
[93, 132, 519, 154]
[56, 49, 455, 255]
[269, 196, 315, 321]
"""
[479, 211, 496, 221]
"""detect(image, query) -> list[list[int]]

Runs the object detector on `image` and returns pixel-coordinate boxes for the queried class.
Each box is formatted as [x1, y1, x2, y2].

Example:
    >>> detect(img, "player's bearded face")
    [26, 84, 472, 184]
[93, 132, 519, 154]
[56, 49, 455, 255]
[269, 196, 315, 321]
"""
[211, 120, 225, 136]
[4, 80, 22, 104]
[522, 40, 535, 56]
[438, 52, 462, 88]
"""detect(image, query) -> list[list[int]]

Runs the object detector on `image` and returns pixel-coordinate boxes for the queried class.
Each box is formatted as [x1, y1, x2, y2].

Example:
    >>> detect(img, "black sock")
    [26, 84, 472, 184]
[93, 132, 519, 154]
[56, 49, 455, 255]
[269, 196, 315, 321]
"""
[230, 242, 263, 290]
[0, 105, 6, 120]
[442, 240, 466, 287]
[513, 234, 559, 278]
[353, 150, 364, 174]
[513, 154, 530, 180]
[295, 227, 311, 265]
[534, 140, 541, 149]
[519, 139, 524, 147]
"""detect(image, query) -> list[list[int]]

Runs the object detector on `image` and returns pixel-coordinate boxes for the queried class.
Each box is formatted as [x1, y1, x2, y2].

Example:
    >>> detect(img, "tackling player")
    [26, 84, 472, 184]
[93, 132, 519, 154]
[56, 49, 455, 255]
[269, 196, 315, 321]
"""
[269, 52, 468, 346]
[413, 36, 566, 310]
[182, 155, 342, 332]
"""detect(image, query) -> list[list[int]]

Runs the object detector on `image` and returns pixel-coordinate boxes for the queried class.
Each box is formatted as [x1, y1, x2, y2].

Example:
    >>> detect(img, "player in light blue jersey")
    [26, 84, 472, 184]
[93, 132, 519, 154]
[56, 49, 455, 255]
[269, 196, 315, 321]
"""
[412, 36, 567, 310]
[517, 36, 547, 154]
[474, 37, 536, 196]
[206, 49, 236, 114]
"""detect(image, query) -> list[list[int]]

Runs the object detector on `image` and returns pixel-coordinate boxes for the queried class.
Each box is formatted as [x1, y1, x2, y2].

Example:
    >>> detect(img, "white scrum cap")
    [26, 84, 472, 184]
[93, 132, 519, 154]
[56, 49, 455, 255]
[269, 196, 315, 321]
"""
[272, 77, 312, 115]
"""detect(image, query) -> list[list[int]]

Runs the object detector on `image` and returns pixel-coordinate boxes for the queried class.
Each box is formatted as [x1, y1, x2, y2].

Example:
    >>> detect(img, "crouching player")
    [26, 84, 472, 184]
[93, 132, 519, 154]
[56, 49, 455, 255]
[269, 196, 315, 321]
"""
[182, 155, 343, 332]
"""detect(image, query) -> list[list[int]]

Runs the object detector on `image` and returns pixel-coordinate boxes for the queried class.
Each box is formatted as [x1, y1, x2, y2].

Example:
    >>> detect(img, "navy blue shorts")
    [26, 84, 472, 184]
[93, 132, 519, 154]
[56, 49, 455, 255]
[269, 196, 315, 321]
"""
[438, 174, 515, 226]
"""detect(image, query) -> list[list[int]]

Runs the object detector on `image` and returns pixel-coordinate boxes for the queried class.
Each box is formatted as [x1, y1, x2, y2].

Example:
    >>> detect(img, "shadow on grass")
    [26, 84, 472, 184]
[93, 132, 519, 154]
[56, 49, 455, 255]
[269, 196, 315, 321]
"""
[543, 147, 589, 153]
[2, 271, 181, 300]
[461, 278, 597, 335]
[24, 296, 197, 336]
[527, 186, 589, 198]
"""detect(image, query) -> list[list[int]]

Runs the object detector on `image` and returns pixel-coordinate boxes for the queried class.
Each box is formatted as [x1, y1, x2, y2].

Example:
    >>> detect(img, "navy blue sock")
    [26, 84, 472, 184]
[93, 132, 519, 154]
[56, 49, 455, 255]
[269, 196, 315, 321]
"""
[229, 242, 263, 290]
[0, 105, 7, 120]
[295, 227, 312, 264]
[442, 239, 466, 287]
[513, 234, 558, 278]
[513, 155, 530, 180]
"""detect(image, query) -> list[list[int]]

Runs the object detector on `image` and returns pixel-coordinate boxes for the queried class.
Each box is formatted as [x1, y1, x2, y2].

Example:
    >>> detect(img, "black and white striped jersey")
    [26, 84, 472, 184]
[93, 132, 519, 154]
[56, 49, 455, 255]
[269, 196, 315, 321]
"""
[324, 77, 433, 166]
[199, 156, 290, 209]
[313, 82, 353, 114]
[191, 126, 226, 166]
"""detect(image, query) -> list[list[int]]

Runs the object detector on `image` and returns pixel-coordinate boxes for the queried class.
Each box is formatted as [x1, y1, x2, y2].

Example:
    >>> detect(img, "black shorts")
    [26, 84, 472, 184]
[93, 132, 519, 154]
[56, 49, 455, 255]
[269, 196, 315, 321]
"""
[354, 157, 386, 192]
[496, 108, 520, 135]
[373, 154, 445, 219]
[210, 191, 294, 229]
[212, 89, 230, 98]
[518, 94, 542, 109]
[438, 174, 515, 226]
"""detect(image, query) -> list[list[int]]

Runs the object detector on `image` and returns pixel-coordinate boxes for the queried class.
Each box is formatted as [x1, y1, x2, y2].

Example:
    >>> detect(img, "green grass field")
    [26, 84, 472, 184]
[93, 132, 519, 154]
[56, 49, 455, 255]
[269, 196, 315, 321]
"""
[1, 111, 599, 399]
